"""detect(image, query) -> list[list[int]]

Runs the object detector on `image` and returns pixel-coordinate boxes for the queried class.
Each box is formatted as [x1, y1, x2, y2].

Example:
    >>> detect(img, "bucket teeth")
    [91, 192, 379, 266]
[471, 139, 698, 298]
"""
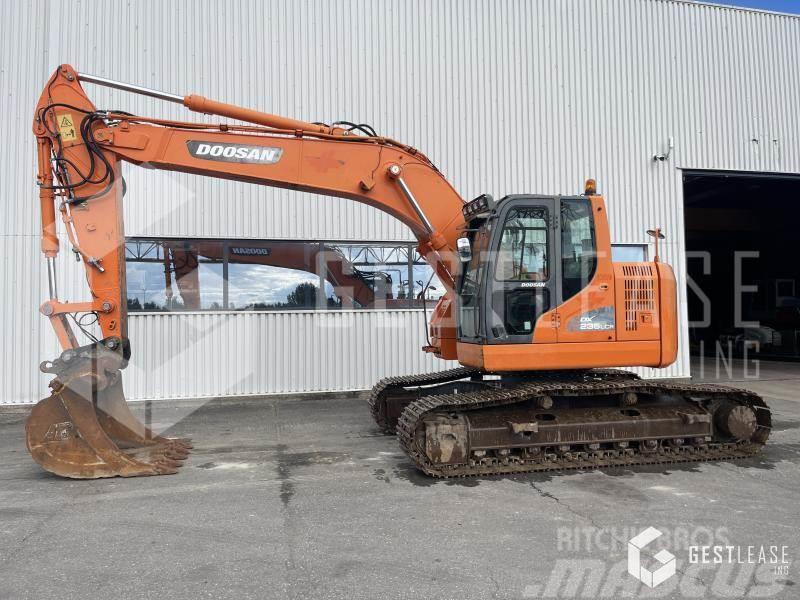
[122, 445, 185, 474]
[25, 367, 191, 479]
[167, 438, 193, 450]
[124, 443, 188, 464]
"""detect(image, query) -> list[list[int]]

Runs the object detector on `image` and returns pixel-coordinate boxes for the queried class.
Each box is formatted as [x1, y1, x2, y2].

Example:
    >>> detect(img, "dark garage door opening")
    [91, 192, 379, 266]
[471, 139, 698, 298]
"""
[684, 171, 800, 361]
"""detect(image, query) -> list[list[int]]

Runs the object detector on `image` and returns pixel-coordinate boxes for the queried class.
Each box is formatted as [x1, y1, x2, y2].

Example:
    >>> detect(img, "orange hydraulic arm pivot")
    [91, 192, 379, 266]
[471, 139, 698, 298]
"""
[34, 65, 466, 359]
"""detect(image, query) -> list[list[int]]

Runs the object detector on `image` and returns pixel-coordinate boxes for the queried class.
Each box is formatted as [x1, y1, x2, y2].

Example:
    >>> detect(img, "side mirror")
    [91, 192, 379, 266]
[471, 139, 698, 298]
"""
[457, 237, 472, 263]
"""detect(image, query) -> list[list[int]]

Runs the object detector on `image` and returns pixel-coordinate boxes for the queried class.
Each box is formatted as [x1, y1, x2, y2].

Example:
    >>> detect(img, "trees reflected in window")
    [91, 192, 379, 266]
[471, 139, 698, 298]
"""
[126, 241, 224, 311]
[125, 239, 446, 312]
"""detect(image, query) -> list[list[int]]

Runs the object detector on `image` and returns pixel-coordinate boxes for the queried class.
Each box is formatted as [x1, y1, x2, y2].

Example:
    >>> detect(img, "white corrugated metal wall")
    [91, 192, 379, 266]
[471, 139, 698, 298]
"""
[2, 0, 798, 403]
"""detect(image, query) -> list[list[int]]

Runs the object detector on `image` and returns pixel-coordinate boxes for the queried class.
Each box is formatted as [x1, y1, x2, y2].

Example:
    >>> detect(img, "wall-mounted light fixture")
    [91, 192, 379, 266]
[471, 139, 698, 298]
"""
[653, 136, 674, 162]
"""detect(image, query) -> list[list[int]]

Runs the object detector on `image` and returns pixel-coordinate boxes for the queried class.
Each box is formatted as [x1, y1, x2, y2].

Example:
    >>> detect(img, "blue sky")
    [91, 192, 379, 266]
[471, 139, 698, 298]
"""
[705, 0, 800, 13]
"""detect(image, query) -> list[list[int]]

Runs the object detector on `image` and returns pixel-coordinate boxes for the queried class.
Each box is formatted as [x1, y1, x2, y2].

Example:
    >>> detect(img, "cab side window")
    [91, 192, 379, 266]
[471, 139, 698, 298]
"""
[561, 199, 597, 301]
[495, 208, 549, 281]
[458, 227, 490, 339]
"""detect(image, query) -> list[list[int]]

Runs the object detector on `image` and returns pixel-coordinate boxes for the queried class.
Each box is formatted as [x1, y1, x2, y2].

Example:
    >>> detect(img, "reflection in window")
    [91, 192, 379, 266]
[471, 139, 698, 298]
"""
[411, 249, 445, 307]
[458, 225, 491, 340]
[496, 207, 549, 281]
[125, 239, 444, 312]
[227, 242, 322, 310]
[611, 244, 647, 262]
[326, 245, 406, 309]
[126, 240, 224, 311]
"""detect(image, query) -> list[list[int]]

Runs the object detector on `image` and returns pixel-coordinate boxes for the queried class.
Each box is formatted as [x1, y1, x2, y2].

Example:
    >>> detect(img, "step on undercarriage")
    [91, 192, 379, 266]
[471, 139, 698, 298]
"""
[368, 369, 771, 478]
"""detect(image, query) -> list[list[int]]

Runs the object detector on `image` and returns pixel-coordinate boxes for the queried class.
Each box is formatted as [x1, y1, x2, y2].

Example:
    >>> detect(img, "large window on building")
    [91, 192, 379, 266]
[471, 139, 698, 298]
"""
[125, 239, 445, 312]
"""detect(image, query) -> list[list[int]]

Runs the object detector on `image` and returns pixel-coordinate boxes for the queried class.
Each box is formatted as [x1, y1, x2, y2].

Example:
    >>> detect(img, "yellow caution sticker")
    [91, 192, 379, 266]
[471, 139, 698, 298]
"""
[57, 113, 77, 142]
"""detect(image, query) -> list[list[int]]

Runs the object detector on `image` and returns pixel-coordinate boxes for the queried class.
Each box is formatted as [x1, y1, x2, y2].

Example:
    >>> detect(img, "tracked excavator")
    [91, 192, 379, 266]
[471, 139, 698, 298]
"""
[28, 65, 771, 479]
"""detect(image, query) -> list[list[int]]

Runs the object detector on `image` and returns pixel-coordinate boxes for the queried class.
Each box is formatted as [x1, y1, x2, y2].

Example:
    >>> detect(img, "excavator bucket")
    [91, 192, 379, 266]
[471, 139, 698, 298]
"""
[26, 342, 192, 479]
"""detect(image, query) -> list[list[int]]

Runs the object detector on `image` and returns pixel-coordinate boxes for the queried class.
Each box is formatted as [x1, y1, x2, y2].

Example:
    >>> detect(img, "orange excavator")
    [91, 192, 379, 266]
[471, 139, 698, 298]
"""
[29, 65, 771, 478]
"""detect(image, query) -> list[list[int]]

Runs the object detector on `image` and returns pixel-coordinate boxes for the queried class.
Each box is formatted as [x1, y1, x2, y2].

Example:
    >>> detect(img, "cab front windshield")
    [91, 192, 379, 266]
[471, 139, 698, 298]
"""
[496, 207, 549, 281]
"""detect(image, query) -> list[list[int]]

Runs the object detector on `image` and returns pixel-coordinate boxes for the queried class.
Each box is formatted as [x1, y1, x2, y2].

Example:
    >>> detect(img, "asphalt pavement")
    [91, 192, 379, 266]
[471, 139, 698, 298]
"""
[1, 358, 798, 600]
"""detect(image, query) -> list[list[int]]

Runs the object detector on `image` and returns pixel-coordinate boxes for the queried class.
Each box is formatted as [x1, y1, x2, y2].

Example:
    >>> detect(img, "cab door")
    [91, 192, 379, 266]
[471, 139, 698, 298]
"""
[555, 196, 617, 343]
[485, 196, 559, 344]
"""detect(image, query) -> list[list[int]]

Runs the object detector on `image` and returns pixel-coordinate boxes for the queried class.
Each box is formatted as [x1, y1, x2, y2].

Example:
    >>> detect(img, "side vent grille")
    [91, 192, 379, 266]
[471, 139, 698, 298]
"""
[622, 264, 655, 331]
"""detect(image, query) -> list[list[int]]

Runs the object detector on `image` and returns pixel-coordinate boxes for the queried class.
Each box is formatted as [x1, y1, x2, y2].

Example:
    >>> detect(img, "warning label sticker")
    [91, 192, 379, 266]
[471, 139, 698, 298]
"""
[57, 113, 77, 142]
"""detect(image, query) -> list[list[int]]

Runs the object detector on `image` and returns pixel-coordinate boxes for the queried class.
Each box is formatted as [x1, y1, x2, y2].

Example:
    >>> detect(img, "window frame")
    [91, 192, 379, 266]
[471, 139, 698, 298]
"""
[560, 198, 598, 303]
[493, 206, 551, 283]
[124, 237, 443, 313]
[610, 243, 648, 263]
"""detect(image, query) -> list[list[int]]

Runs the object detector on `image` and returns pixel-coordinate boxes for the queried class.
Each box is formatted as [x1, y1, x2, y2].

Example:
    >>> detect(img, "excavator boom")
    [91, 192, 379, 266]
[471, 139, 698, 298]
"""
[29, 64, 466, 478]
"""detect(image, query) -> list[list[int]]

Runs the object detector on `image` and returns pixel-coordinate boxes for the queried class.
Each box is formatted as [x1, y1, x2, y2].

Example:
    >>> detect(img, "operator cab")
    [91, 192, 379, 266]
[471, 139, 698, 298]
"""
[457, 192, 598, 344]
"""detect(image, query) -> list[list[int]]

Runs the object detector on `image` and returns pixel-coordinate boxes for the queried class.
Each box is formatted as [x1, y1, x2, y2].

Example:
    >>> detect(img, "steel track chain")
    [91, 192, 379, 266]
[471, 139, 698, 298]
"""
[367, 367, 479, 433]
[396, 378, 772, 478]
[367, 367, 640, 433]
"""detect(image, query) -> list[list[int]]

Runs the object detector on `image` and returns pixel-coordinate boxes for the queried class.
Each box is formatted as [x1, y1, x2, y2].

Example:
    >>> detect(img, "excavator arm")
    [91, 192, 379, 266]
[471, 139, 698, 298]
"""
[29, 64, 467, 478]
[35, 65, 465, 356]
